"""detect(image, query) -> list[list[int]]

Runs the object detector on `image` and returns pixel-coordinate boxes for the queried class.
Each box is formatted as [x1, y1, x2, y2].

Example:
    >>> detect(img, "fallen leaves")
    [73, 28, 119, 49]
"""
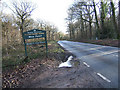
[2, 56, 60, 88]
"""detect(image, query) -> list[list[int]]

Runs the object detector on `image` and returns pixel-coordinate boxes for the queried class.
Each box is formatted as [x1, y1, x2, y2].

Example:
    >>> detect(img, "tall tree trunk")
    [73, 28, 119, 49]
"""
[93, 0, 99, 29]
[48, 31, 51, 40]
[20, 19, 24, 44]
[52, 32, 54, 40]
[88, 6, 92, 39]
[69, 24, 72, 39]
[93, 0, 100, 39]
[110, 0, 118, 38]
[77, 29, 79, 39]
[89, 21, 92, 39]
[118, 1, 120, 39]
[5, 26, 9, 55]
[71, 25, 75, 39]
[70, 30, 72, 39]
[100, 1, 105, 39]
[80, 11, 84, 39]
[84, 21, 88, 39]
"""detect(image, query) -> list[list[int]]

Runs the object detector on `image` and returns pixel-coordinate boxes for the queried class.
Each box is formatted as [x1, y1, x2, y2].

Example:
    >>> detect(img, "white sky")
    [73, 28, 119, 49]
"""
[2, 0, 74, 34]
[1, 0, 119, 34]
[31, 0, 74, 34]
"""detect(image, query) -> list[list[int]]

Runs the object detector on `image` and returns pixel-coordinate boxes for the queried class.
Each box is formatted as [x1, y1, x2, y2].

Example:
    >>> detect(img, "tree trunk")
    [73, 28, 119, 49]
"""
[110, 1, 118, 38]
[118, 1, 120, 39]
[100, 1, 105, 39]
[69, 24, 72, 39]
[52, 32, 54, 40]
[89, 21, 92, 39]
[20, 19, 24, 44]
[80, 11, 84, 39]
[77, 29, 79, 39]
[93, 1, 99, 29]
[48, 31, 51, 40]
[71, 25, 75, 39]
[88, 6, 92, 39]
[93, 0, 100, 39]
[85, 21, 88, 39]
[5, 26, 9, 55]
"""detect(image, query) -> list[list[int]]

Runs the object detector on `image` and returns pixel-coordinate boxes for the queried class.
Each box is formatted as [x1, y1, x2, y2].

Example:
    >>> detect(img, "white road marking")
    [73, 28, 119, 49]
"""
[59, 42, 119, 58]
[112, 55, 118, 57]
[97, 73, 111, 82]
[87, 46, 105, 50]
[80, 50, 119, 59]
[83, 62, 90, 67]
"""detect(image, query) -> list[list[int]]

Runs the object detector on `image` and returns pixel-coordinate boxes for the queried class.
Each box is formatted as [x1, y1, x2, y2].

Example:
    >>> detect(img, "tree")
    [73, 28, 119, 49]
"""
[10, 0, 36, 43]
[93, 0, 99, 29]
[118, 1, 120, 39]
[85, 4, 93, 39]
[66, 0, 119, 40]
[99, 0, 110, 39]
[66, 7, 75, 39]
[100, 1, 105, 35]
[110, 0, 118, 38]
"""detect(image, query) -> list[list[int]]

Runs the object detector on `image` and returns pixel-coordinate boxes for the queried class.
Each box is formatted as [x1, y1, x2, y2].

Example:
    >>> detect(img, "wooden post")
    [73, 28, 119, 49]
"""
[45, 31, 48, 57]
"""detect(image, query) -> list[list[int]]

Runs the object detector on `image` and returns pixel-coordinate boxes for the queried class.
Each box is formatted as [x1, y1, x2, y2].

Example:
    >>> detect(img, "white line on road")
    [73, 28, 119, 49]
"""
[83, 62, 90, 67]
[97, 73, 111, 82]
[87, 46, 106, 50]
[80, 50, 119, 59]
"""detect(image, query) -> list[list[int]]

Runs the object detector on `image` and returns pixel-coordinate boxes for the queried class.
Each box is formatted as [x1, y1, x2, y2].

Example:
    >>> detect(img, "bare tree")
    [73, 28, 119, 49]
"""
[93, 0, 99, 29]
[118, 1, 120, 38]
[9, 0, 36, 43]
[66, 7, 75, 39]
[110, 0, 118, 38]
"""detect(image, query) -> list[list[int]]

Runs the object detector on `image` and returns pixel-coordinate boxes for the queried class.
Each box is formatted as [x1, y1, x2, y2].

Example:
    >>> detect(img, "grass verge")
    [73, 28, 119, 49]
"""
[2, 40, 75, 88]
[2, 41, 65, 71]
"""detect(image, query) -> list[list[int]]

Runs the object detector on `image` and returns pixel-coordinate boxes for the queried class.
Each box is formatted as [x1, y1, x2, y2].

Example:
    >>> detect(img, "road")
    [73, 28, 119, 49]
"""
[58, 40, 118, 88]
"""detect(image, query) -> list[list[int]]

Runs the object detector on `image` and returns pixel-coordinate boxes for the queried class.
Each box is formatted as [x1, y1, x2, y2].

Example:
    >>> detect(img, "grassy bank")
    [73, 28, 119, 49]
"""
[2, 41, 64, 71]
[2, 41, 75, 88]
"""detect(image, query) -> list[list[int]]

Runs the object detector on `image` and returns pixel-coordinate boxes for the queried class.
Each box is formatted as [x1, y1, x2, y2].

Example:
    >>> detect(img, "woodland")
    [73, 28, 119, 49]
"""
[66, 0, 120, 40]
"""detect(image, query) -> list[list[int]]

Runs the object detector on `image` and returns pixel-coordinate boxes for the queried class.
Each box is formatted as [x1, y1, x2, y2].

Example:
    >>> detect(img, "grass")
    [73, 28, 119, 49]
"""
[2, 40, 64, 71]
[48, 41, 64, 53]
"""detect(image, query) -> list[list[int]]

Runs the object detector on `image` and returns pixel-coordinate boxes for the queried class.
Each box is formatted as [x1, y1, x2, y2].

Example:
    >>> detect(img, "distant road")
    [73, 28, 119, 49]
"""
[58, 40, 118, 88]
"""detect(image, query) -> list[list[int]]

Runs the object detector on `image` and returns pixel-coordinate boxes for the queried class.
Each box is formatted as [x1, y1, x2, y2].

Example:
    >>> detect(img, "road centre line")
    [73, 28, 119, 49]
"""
[79, 50, 119, 59]
[83, 62, 90, 67]
[86, 46, 106, 50]
[97, 73, 111, 83]
[61, 42, 119, 56]
[60, 42, 119, 59]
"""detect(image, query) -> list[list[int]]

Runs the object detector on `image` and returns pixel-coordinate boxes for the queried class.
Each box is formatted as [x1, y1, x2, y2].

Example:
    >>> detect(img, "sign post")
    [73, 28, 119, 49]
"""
[22, 29, 48, 57]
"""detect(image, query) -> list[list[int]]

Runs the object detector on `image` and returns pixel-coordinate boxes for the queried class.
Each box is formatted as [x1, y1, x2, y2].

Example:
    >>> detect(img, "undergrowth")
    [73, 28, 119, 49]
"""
[2, 41, 64, 71]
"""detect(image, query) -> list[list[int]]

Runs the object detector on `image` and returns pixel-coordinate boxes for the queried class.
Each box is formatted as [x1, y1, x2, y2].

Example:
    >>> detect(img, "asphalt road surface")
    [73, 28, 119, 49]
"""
[58, 40, 119, 88]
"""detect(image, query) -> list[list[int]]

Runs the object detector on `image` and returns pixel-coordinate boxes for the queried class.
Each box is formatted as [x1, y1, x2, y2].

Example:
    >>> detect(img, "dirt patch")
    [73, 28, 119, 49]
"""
[23, 62, 103, 88]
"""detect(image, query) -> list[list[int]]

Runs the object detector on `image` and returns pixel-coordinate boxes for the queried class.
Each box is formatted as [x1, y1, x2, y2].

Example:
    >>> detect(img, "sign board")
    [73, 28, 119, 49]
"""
[22, 29, 48, 57]
[23, 29, 45, 34]
[23, 34, 45, 39]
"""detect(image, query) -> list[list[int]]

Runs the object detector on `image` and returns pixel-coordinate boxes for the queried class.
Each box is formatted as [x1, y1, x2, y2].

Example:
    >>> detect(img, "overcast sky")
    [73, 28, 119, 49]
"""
[2, 0, 74, 33]
[2, 0, 119, 34]
[32, 0, 75, 34]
